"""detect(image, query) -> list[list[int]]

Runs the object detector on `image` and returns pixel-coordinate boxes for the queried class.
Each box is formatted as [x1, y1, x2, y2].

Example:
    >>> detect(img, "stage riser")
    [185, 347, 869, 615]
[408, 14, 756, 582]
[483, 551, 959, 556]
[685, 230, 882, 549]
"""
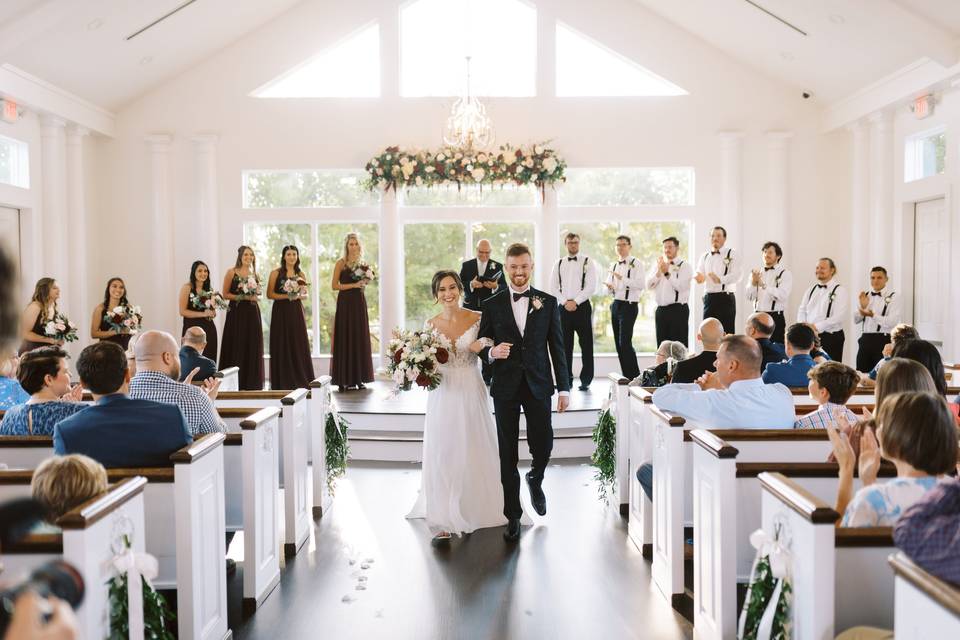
[341, 410, 595, 432]
[348, 437, 595, 462]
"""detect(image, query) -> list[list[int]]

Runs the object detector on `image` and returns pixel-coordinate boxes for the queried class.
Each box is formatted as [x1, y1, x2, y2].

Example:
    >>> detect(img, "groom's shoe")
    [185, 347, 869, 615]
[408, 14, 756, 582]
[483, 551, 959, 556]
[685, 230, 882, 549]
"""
[503, 519, 521, 542]
[526, 472, 547, 516]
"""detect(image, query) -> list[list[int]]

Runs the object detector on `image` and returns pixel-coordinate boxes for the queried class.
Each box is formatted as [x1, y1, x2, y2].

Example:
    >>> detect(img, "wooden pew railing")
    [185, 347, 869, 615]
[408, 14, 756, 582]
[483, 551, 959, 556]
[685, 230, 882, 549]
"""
[889, 552, 960, 638]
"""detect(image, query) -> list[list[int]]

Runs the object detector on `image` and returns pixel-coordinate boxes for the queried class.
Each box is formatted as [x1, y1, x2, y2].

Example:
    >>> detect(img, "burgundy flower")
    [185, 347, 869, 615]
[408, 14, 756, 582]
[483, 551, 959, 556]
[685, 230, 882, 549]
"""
[393, 349, 403, 364]
[416, 373, 431, 387]
[435, 348, 449, 364]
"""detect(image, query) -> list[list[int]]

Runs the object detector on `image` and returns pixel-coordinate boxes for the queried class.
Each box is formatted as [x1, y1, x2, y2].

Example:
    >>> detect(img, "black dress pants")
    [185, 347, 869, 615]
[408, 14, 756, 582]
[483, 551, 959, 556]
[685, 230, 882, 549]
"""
[655, 303, 689, 348]
[561, 301, 594, 387]
[703, 292, 736, 334]
[769, 311, 786, 345]
[611, 300, 640, 379]
[820, 330, 845, 363]
[856, 333, 890, 373]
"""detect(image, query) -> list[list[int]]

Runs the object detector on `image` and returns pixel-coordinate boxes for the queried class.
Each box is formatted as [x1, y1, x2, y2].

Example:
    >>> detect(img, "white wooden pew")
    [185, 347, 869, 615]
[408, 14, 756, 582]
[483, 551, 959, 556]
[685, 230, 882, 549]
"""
[626, 387, 654, 556]
[606, 372, 631, 515]
[0, 476, 147, 640]
[758, 472, 896, 638]
[889, 552, 960, 638]
[217, 366, 240, 391]
[280, 388, 310, 556]
[308, 375, 334, 518]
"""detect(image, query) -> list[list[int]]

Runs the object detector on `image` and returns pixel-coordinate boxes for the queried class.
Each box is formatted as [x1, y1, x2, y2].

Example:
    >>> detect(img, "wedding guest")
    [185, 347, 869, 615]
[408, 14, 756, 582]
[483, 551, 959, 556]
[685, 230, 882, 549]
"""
[0, 346, 84, 436]
[670, 317, 723, 384]
[694, 226, 741, 334]
[828, 391, 957, 527]
[762, 323, 816, 387]
[460, 238, 505, 311]
[637, 340, 687, 387]
[90, 277, 138, 351]
[18, 277, 63, 355]
[54, 342, 192, 468]
[550, 232, 599, 389]
[745, 241, 792, 343]
[891, 338, 960, 420]
[861, 323, 918, 387]
[894, 476, 960, 585]
[604, 235, 644, 379]
[219, 245, 265, 390]
[805, 322, 831, 363]
[797, 258, 847, 363]
[330, 232, 374, 392]
[854, 266, 901, 373]
[0, 351, 29, 409]
[794, 361, 860, 429]
[745, 312, 786, 371]
[645, 236, 692, 348]
[31, 454, 107, 523]
[179, 327, 217, 383]
[267, 245, 314, 389]
[130, 330, 226, 435]
[179, 260, 219, 361]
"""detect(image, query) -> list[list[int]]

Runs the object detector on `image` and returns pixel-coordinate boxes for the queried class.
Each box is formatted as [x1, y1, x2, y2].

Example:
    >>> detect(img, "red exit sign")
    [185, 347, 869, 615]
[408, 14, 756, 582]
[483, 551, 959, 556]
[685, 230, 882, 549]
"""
[1, 99, 18, 123]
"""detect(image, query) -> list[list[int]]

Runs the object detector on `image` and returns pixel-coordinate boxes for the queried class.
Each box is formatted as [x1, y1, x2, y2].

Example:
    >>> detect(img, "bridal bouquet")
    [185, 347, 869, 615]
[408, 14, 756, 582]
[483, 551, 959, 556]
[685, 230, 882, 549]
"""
[44, 312, 79, 343]
[349, 263, 376, 283]
[282, 277, 308, 300]
[385, 327, 452, 393]
[189, 290, 228, 312]
[235, 274, 261, 300]
[104, 304, 143, 334]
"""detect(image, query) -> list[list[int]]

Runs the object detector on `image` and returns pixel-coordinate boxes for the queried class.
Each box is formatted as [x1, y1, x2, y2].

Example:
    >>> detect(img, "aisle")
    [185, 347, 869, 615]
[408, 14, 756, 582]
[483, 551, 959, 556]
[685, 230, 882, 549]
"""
[228, 461, 692, 640]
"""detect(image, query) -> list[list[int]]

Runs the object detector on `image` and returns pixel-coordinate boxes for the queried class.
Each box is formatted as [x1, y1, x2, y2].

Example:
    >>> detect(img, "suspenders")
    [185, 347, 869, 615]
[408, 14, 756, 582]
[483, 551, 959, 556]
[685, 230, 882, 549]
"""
[612, 258, 636, 302]
[807, 283, 842, 319]
[769, 270, 784, 311]
[557, 257, 589, 292]
[673, 260, 682, 303]
[877, 292, 894, 332]
[721, 249, 732, 292]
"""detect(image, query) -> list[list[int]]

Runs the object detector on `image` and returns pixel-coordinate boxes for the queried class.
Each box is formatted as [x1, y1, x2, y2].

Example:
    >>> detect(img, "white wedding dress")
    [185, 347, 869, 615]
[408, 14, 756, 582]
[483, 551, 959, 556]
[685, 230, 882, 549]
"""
[406, 319, 510, 535]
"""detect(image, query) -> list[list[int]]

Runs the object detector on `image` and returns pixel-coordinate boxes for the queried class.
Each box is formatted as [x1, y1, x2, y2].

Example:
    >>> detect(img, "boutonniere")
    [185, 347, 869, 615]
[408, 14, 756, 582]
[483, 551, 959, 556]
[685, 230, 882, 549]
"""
[669, 264, 680, 274]
[829, 292, 837, 302]
[722, 257, 731, 266]
[883, 294, 893, 304]
[531, 296, 544, 311]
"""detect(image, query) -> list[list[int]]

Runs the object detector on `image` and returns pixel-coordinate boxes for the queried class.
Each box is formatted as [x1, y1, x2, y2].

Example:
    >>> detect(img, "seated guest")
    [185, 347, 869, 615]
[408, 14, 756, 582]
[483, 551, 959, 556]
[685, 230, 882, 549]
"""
[54, 341, 192, 468]
[670, 318, 723, 384]
[861, 323, 919, 388]
[130, 330, 226, 435]
[805, 322, 831, 363]
[762, 323, 816, 387]
[636, 340, 687, 387]
[637, 336, 795, 501]
[31, 454, 108, 523]
[0, 351, 29, 409]
[745, 312, 786, 370]
[894, 475, 960, 585]
[794, 361, 860, 429]
[0, 346, 85, 436]
[828, 391, 957, 527]
[179, 326, 217, 383]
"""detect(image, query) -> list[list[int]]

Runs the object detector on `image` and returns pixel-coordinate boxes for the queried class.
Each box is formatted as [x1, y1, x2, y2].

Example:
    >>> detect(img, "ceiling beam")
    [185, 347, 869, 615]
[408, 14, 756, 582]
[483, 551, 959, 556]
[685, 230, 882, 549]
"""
[0, 64, 115, 137]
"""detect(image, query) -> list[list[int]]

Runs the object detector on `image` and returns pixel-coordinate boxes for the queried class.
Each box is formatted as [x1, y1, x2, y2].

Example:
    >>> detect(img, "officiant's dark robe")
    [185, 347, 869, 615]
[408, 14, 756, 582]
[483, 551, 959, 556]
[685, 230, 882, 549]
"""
[460, 258, 507, 311]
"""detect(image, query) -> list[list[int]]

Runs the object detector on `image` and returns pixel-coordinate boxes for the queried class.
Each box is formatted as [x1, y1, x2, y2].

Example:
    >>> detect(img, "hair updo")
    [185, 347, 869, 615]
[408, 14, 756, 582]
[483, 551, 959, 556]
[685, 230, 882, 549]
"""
[431, 270, 464, 301]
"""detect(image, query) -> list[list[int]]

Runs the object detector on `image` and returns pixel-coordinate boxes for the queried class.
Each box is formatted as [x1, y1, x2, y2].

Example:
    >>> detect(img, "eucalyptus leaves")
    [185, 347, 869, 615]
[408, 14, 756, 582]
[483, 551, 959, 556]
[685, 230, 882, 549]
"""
[590, 408, 617, 502]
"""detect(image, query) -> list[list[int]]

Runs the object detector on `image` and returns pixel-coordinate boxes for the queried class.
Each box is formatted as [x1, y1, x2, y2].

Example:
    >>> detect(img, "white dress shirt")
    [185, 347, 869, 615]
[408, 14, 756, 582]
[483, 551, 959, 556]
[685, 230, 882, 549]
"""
[651, 378, 795, 429]
[549, 254, 599, 305]
[508, 285, 530, 336]
[696, 247, 742, 293]
[645, 258, 693, 306]
[797, 278, 847, 333]
[854, 288, 901, 334]
[745, 266, 793, 313]
[605, 256, 645, 302]
[469, 258, 489, 292]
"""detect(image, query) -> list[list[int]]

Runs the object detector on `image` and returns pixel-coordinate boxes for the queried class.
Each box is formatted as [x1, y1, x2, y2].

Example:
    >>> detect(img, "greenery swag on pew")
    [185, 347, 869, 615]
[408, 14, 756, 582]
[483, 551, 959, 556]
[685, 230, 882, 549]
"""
[362, 143, 566, 195]
[108, 537, 175, 640]
[590, 408, 616, 502]
[326, 406, 350, 495]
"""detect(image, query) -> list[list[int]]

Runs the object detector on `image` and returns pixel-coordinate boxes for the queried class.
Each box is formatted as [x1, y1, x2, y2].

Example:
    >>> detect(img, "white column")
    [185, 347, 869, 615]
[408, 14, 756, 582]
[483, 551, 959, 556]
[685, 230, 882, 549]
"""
[191, 134, 220, 272]
[765, 131, 793, 254]
[537, 186, 559, 290]
[718, 131, 744, 326]
[868, 112, 894, 270]
[379, 187, 401, 363]
[39, 115, 68, 297]
[145, 134, 175, 335]
[65, 125, 90, 347]
[847, 120, 871, 312]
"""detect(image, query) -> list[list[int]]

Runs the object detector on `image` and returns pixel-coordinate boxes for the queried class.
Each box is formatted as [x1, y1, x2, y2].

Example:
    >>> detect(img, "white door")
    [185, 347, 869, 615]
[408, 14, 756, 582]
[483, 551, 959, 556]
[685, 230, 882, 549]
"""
[913, 198, 947, 344]
[0, 206, 20, 274]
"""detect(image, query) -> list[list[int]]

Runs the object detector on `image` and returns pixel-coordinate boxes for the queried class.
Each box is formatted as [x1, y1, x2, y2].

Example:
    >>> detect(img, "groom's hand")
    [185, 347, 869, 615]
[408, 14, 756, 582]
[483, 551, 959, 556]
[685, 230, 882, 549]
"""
[556, 395, 569, 413]
[490, 342, 512, 359]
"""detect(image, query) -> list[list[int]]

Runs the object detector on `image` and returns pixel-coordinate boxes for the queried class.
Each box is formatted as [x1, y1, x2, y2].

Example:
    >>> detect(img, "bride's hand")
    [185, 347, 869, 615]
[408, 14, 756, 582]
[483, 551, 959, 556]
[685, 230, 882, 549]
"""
[468, 339, 484, 354]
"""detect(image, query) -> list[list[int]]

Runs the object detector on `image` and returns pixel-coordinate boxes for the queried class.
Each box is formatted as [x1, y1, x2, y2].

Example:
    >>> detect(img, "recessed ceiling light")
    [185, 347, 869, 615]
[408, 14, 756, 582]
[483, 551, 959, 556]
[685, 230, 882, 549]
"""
[139, 56, 153, 66]
[87, 18, 103, 31]
[780, 51, 794, 61]
[829, 14, 845, 25]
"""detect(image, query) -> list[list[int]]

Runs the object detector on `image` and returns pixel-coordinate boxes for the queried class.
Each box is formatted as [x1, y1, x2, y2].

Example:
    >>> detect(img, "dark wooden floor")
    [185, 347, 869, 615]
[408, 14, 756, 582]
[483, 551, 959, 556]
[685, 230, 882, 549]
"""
[331, 379, 607, 414]
[226, 461, 692, 640]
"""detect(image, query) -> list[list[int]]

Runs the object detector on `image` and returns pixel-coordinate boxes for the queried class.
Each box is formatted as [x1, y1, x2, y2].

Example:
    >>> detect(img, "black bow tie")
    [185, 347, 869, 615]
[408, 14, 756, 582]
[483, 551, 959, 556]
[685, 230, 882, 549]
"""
[764, 266, 775, 271]
[711, 251, 720, 255]
[815, 284, 827, 289]
[870, 291, 882, 296]
[512, 291, 531, 302]
[618, 260, 626, 265]
[668, 260, 675, 265]
[567, 256, 578, 261]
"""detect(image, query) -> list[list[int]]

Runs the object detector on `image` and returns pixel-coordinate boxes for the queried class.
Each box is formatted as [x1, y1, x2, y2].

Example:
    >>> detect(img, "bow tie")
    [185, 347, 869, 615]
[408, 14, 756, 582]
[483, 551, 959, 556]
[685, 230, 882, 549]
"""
[764, 266, 775, 271]
[870, 291, 882, 296]
[567, 256, 578, 261]
[711, 251, 720, 255]
[618, 260, 626, 265]
[668, 260, 675, 265]
[815, 284, 827, 289]
[512, 291, 531, 302]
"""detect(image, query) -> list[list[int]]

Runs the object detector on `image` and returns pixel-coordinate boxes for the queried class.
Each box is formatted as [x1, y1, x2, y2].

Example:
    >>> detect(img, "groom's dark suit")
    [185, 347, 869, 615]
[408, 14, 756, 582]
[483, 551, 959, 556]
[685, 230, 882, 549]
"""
[479, 287, 570, 520]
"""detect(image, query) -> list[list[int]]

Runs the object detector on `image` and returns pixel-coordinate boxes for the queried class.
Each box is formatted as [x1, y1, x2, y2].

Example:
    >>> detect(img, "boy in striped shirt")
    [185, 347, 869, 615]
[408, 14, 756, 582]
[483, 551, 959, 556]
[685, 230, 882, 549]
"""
[795, 361, 861, 429]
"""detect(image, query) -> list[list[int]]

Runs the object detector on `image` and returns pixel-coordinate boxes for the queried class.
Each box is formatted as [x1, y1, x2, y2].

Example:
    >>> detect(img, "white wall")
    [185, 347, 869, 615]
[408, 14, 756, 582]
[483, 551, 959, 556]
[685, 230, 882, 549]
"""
[0, 110, 43, 295]
[78, 0, 849, 369]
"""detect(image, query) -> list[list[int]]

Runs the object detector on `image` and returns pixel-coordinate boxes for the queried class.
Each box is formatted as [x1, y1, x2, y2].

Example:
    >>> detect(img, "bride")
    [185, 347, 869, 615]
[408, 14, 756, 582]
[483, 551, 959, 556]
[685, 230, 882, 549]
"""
[406, 270, 508, 544]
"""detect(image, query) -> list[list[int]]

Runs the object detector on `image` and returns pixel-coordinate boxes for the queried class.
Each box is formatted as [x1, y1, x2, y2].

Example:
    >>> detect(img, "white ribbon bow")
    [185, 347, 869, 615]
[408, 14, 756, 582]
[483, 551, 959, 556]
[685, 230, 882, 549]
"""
[749, 528, 790, 580]
[113, 548, 159, 640]
[737, 528, 793, 640]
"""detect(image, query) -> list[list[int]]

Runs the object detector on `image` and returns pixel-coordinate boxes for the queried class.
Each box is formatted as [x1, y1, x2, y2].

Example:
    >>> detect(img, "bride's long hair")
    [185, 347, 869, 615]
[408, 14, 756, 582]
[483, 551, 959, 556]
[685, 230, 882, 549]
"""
[431, 270, 463, 303]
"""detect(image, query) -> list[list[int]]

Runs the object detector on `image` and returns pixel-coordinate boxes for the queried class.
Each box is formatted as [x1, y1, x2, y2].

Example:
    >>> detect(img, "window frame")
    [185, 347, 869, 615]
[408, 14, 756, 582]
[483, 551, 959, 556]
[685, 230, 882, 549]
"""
[0, 134, 30, 189]
[904, 126, 947, 183]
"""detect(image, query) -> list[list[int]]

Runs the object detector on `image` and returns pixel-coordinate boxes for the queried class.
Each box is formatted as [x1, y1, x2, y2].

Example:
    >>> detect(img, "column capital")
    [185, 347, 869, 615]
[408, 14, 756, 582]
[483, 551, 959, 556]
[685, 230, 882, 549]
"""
[145, 133, 172, 150]
[845, 120, 867, 135]
[39, 114, 67, 137]
[717, 130, 745, 143]
[764, 130, 794, 140]
[191, 133, 219, 147]
[867, 111, 893, 128]
[65, 125, 89, 145]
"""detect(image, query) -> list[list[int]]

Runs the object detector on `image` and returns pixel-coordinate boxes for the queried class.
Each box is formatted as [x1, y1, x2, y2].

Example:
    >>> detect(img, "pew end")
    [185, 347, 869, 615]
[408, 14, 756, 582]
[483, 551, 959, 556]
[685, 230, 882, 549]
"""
[889, 552, 960, 638]
[606, 372, 631, 515]
[309, 376, 334, 519]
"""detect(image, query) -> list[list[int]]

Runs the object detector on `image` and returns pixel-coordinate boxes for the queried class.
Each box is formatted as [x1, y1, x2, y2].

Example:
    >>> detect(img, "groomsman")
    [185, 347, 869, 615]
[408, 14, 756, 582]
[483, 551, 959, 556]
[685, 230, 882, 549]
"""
[549, 232, 599, 390]
[797, 257, 847, 362]
[645, 236, 692, 347]
[745, 241, 793, 344]
[605, 235, 644, 380]
[695, 226, 741, 334]
[460, 239, 506, 384]
[853, 266, 901, 373]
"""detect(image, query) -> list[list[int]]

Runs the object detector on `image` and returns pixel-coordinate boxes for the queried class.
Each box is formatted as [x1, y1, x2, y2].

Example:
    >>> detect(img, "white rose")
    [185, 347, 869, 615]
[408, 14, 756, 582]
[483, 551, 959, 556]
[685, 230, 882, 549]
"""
[471, 168, 486, 181]
[502, 153, 515, 166]
[534, 145, 544, 155]
[543, 157, 558, 173]
[436, 153, 445, 161]
[425, 166, 435, 173]
[477, 153, 487, 163]
[45, 321, 56, 335]
[385, 154, 392, 160]
[524, 158, 534, 168]
[401, 164, 415, 178]
[371, 158, 379, 166]
[515, 166, 524, 175]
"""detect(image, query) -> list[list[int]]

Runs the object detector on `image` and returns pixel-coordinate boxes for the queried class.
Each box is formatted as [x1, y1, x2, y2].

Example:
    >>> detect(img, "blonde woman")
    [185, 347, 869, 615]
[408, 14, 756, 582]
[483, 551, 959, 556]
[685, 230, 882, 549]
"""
[219, 245, 264, 390]
[19, 278, 63, 355]
[330, 233, 374, 391]
[31, 454, 108, 523]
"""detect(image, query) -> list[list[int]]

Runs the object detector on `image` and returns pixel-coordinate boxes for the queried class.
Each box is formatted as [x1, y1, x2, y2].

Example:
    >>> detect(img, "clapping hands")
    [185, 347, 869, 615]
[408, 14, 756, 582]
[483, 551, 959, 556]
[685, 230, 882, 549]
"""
[695, 371, 722, 390]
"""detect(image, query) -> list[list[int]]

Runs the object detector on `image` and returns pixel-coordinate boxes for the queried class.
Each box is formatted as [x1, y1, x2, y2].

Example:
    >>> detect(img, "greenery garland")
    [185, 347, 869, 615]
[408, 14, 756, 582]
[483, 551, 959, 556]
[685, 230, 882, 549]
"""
[363, 142, 566, 193]
[108, 537, 176, 640]
[325, 408, 350, 495]
[590, 408, 617, 502]
[739, 554, 792, 640]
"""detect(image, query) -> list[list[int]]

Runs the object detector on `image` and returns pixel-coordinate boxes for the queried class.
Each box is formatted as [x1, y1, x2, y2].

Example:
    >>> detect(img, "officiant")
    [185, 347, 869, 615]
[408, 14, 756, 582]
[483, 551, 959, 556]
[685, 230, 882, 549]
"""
[460, 239, 507, 384]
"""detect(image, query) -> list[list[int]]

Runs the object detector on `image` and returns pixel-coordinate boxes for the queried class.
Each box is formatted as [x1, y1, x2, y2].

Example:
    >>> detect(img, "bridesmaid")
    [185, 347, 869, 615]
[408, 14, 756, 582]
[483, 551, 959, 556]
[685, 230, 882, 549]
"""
[90, 277, 136, 351]
[19, 278, 63, 355]
[219, 245, 265, 390]
[179, 260, 219, 361]
[330, 232, 374, 392]
[266, 245, 314, 389]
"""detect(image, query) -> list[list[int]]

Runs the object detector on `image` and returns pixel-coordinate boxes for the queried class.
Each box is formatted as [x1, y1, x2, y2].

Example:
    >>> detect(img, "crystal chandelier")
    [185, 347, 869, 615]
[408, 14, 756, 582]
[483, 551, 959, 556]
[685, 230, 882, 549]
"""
[442, 56, 494, 151]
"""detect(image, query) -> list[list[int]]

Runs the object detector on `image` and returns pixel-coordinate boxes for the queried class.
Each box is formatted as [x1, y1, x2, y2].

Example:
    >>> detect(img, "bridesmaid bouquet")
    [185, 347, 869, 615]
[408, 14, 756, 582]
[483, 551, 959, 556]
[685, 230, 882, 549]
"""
[281, 277, 308, 300]
[385, 327, 452, 393]
[189, 290, 228, 312]
[104, 304, 143, 334]
[235, 274, 261, 300]
[44, 312, 79, 343]
[349, 263, 376, 283]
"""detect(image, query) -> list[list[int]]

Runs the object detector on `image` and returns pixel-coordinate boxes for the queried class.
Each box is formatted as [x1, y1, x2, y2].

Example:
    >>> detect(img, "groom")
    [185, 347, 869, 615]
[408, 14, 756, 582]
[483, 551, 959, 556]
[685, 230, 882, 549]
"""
[479, 243, 570, 542]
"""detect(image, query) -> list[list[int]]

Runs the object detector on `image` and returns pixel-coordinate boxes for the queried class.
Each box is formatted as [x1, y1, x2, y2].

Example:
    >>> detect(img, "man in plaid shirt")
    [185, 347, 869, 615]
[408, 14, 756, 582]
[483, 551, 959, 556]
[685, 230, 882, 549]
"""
[894, 476, 960, 585]
[129, 330, 226, 435]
